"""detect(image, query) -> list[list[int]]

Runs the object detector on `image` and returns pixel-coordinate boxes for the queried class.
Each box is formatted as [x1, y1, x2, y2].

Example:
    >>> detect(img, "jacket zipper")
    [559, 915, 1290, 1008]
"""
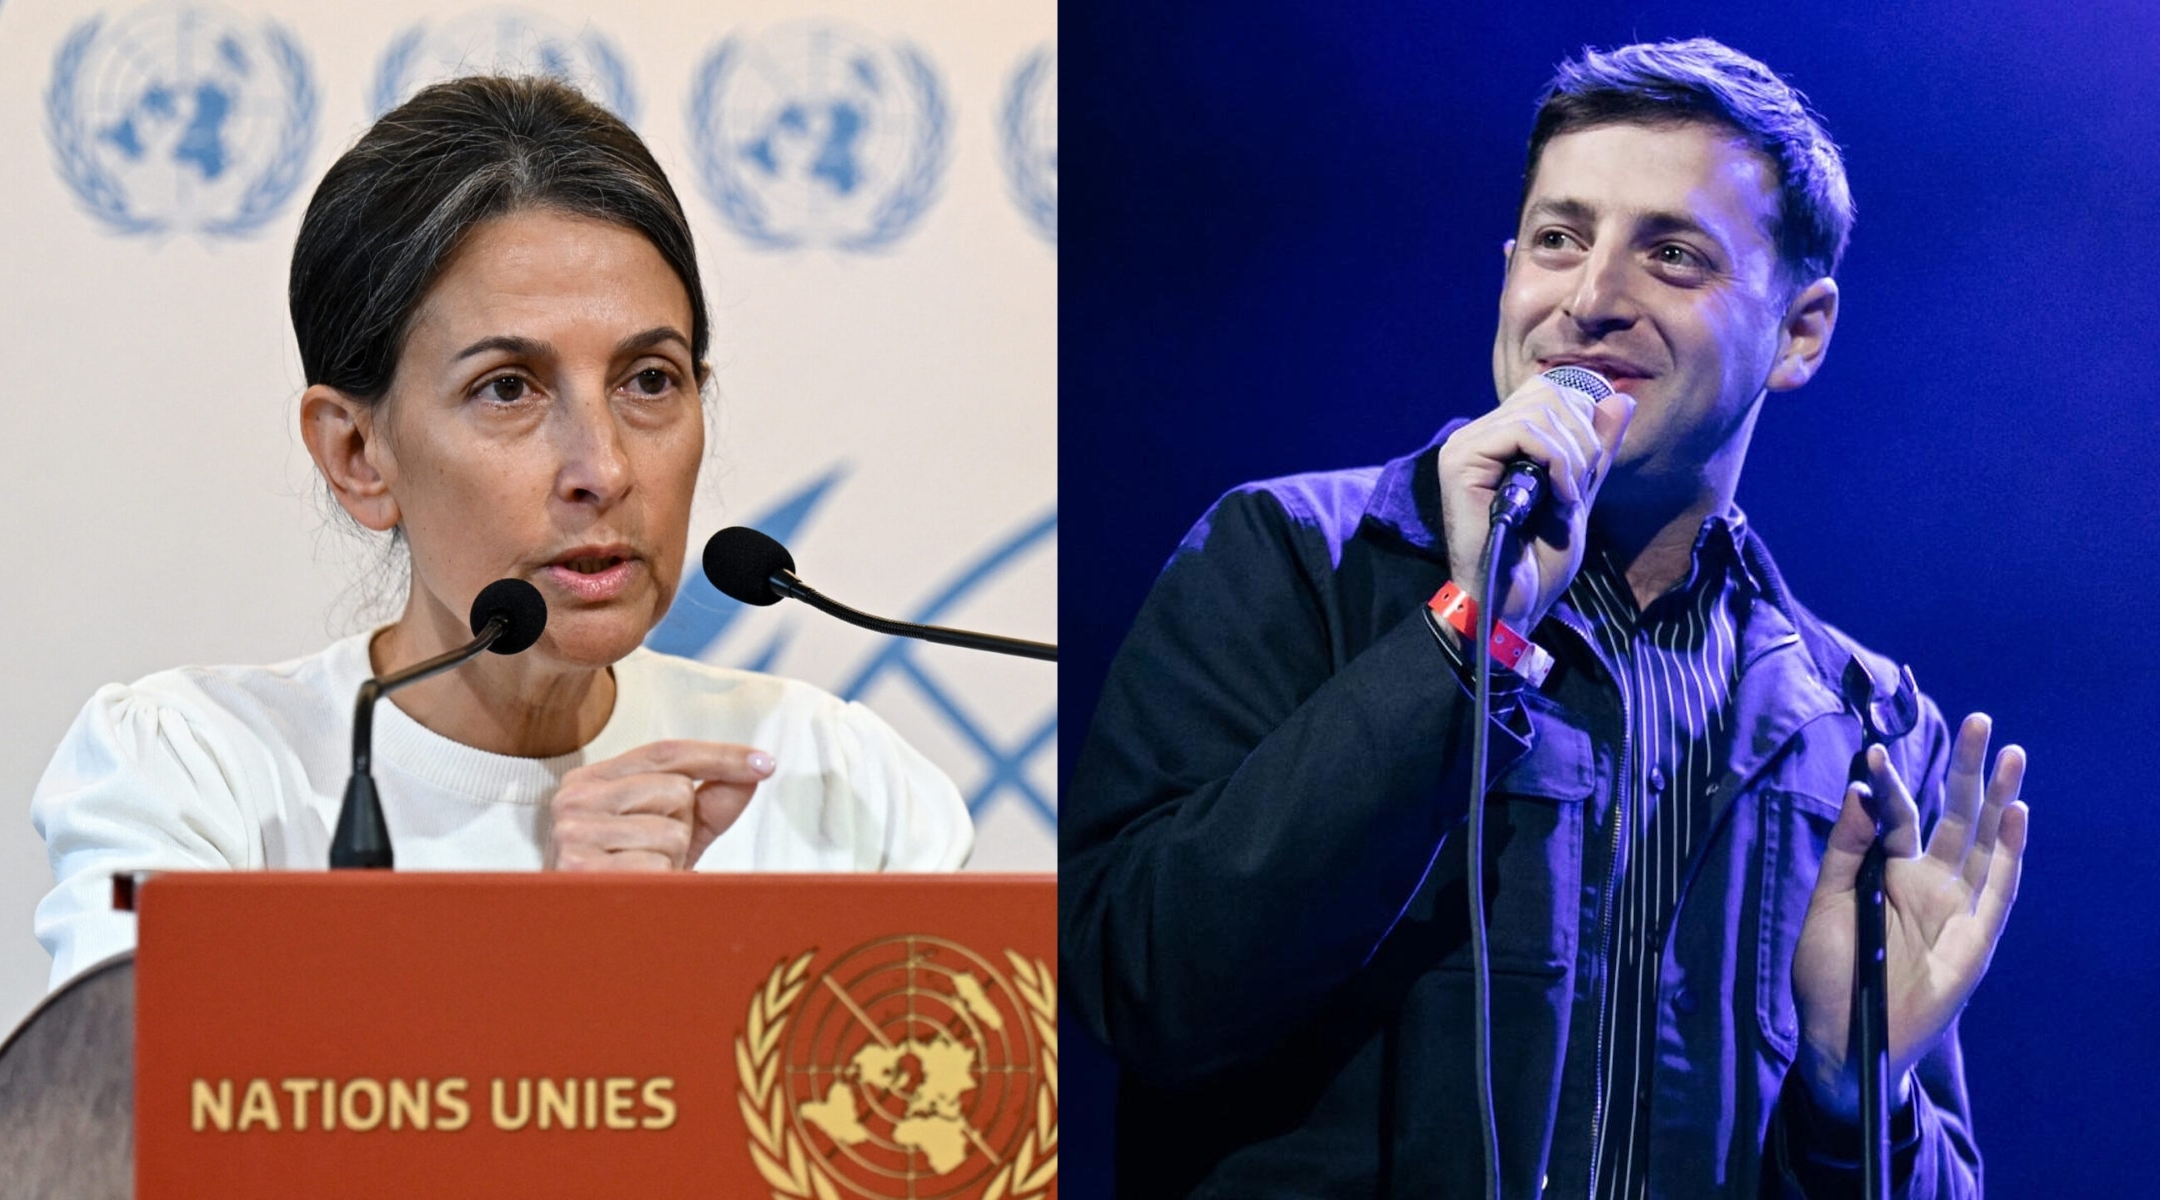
[1589, 688, 1630, 1182]
[1555, 604, 1630, 1186]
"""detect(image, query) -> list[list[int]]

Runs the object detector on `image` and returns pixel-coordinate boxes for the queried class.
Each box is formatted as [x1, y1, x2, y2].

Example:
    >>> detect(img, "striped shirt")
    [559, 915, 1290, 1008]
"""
[1422, 511, 1757, 1196]
[1569, 513, 1755, 1199]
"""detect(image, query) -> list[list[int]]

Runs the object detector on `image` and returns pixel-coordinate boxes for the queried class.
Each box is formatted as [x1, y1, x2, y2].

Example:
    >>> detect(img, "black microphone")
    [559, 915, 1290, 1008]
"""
[702, 527, 1056, 662]
[1489, 364, 1616, 531]
[328, 578, 549, 869]
[1468, 362, 1614, 1198]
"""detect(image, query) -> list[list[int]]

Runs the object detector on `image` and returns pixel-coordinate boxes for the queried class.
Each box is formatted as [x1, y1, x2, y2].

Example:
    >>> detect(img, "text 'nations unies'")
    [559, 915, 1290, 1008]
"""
[189, 1077, 677, 1133]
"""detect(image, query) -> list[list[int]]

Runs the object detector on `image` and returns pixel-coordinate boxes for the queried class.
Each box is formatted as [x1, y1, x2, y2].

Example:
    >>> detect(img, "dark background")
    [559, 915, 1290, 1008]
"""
[1059, 1, 2160, 1194]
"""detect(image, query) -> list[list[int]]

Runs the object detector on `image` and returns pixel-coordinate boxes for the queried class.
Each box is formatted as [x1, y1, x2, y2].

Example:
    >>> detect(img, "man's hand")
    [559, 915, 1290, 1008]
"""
[1435, 375, 1635, 630]
[545, 740, 776, 870]
[1790, 714, 2030, 1119]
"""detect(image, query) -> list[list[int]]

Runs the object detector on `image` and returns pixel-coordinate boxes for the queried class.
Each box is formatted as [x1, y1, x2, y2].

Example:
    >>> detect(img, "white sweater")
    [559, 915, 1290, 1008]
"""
[30, 633, 972, 987]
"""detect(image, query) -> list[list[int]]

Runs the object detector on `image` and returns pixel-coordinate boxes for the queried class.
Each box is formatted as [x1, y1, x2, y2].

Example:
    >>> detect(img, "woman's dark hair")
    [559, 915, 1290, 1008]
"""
[290, 75, 708, 401]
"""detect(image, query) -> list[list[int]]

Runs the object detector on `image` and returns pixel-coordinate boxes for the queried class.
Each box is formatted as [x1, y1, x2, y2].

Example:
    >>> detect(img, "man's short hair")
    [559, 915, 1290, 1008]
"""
[1521, 38, 1854, 286]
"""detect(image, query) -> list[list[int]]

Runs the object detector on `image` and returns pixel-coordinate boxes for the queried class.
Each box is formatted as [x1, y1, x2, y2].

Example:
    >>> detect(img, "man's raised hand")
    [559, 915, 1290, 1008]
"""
[1789, 714, 2030, 1119]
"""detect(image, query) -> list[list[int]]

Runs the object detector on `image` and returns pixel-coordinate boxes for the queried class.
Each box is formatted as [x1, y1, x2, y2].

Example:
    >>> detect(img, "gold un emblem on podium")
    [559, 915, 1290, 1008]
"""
[738, 937, 1058, 1200]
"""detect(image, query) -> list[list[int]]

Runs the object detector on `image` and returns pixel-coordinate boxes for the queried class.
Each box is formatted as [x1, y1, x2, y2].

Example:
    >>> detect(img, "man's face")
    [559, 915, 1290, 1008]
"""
[1492, 120, 1810, 492]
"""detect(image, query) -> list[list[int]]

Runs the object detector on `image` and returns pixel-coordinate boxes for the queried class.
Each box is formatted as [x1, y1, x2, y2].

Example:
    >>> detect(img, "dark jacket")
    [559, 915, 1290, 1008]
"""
[1061, 428, 1979, 1198]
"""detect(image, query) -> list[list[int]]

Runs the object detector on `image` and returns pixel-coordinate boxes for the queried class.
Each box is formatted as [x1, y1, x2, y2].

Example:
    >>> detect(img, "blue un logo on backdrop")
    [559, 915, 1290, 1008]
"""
[687, 23, 949, 253]
[838, 512, 1058, 833]
[999, 45, 1056, 245]
[45, 2, 316, 239]
[370, 8, 637, 123]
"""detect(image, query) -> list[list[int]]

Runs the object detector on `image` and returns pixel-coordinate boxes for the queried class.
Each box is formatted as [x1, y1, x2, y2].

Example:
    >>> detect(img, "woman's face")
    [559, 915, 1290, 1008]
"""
[364, 207, 705, 669]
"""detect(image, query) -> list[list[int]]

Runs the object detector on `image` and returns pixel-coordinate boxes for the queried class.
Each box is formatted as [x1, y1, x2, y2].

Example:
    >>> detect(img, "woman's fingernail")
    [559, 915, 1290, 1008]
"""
[748, 751, 776, 775]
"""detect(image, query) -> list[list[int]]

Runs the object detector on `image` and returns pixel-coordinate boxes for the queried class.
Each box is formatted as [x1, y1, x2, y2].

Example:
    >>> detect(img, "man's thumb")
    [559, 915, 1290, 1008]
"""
[1592, 391, 1636, 457]
[1813, 781, 1879, 898]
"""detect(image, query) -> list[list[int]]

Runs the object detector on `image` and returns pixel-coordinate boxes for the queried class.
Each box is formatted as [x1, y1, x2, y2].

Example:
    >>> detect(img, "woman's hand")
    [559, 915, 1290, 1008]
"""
[546, 740, 776, 870]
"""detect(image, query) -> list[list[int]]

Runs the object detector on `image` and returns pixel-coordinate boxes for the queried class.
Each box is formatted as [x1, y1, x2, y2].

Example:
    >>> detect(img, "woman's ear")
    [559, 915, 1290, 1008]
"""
[300, 385, 401, 532]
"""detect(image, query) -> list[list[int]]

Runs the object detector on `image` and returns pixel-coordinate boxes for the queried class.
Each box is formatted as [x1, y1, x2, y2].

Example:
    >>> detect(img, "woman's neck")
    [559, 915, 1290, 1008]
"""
[370, 600, 615, 758]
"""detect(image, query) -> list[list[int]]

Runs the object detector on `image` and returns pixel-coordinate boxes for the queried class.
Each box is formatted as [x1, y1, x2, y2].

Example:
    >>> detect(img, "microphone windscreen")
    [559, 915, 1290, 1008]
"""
[703, 527, 795, 606]
[1539, 364, 1615, 401]
[469, 578, 548, 654]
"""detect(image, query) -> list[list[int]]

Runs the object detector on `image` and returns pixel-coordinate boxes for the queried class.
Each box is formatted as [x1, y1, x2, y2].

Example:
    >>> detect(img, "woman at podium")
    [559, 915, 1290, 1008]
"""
[27, 77, 973, 989]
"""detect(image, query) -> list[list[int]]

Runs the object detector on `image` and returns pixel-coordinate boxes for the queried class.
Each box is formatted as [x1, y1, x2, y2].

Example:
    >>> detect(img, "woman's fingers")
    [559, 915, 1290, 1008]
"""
[687, 779, 762, 866]
[579, 739, 777, 786]
[550, 811, 694, 869]
[558, 771, 696, 819]
[695, 780, 758, 835]
[552, 846, 682, 873]
[549, 742, 778, 870]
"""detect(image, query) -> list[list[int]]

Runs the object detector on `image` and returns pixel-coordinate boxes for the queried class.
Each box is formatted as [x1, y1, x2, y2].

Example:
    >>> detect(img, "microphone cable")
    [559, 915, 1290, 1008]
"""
[1466, 364, 1611, 1197]
[1467, 517, 1509, 1200]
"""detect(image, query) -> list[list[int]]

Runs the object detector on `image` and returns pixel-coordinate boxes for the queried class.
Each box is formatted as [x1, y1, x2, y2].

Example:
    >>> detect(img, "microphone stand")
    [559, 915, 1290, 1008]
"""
[768, 569, 1057, 662]
[1838, 658, 1915, 1200]
[1856, 839, 1891, 1200]
[329, 615, 512, 869]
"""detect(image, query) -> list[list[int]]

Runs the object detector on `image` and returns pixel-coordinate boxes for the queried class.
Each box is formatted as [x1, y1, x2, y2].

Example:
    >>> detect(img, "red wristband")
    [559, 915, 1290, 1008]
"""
[1428, 581, 1534, 673]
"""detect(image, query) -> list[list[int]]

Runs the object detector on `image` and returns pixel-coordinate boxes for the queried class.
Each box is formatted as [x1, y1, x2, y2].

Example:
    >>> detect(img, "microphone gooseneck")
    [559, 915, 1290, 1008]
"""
[700, 527, 1056, 662]
[329, 578, 549, 869]
[1490, 364, 1616, 531]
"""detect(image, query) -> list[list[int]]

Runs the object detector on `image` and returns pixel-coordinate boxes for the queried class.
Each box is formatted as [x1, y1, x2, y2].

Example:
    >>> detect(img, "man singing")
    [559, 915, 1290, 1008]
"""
[1061, 38, 2028, 1198]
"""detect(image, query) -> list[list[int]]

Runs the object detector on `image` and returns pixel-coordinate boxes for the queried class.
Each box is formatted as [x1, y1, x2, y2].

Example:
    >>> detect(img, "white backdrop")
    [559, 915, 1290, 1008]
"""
[0, 0, 1056, 1030]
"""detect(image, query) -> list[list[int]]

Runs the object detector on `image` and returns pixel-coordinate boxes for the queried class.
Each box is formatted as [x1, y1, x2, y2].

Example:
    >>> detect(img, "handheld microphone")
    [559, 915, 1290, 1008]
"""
[328, 578, 549, 868]
[701, 527, 1057, 662]
[1467, 361, 1613, 1200]
[1489, 364, 1616, 530]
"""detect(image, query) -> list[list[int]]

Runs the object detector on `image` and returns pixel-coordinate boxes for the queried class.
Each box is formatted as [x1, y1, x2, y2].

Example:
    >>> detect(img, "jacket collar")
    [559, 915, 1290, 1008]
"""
[1354, 424, 1455, 560]
[1737, 527, 1921, 743]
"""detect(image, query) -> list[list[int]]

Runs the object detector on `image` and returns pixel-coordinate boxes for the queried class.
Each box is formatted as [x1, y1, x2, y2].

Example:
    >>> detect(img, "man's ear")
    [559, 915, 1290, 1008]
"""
[299, 385, 400, 532]
[1767, 276, 1839, 392]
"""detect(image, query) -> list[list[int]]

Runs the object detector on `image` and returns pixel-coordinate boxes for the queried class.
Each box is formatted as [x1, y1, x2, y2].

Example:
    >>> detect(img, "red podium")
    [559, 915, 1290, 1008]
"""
[127, 873, 1057, 1199]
